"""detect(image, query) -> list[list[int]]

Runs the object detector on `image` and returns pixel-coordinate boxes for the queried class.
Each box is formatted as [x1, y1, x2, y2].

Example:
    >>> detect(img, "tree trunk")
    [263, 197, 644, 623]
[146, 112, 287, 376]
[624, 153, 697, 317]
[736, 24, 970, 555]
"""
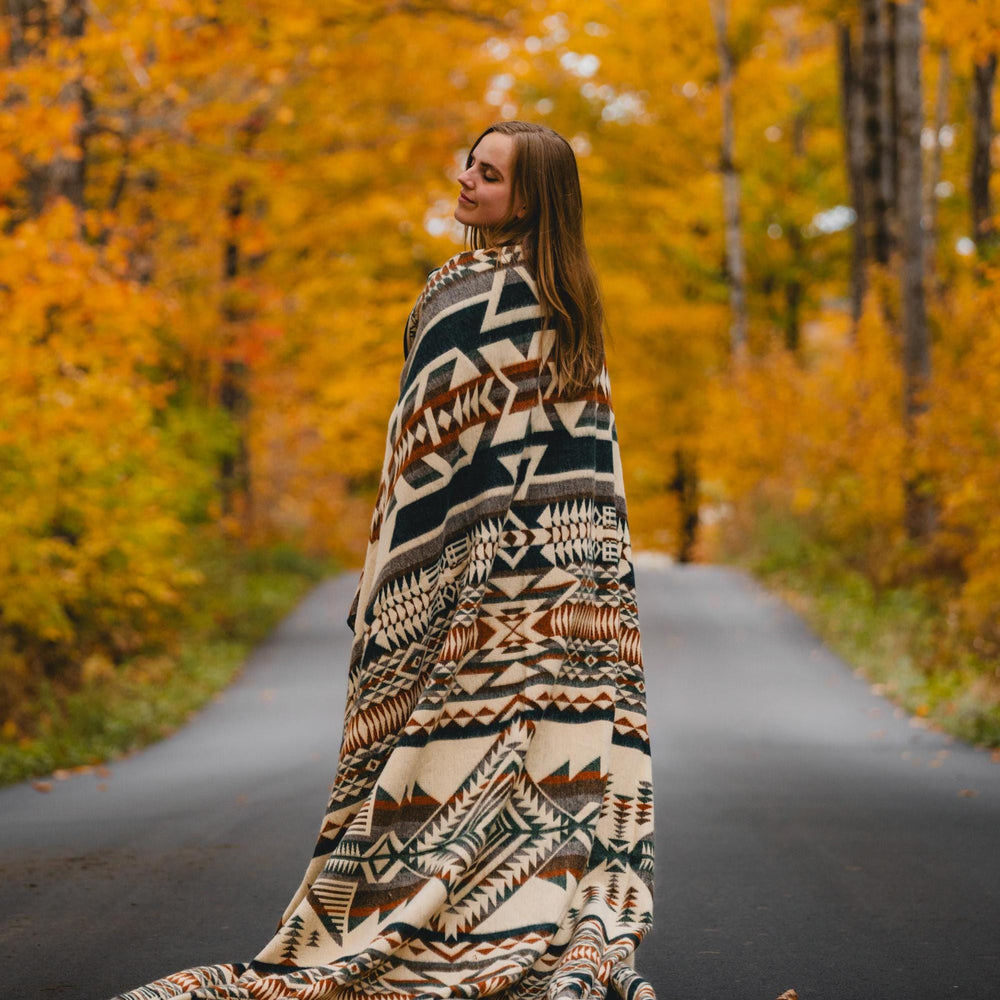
[53, 0, 89, 215]
[925, 46, 950, 290]
[883, 0, 899, 234]
[895, 0, 933, 540]
[128, 169, 158, 285]
[970, 52, 998, 256]
[219, 181, 252, 525]
[670, 448, 700, 564]
[860, 0, 893, 264]
[838, 19, 868, 330]
[5, 0, 49, 64]
[774, 4, 805, 356]
[709, 0, 748, 361]
[784, 226, 802, 354]
[7, 0, 90, 220]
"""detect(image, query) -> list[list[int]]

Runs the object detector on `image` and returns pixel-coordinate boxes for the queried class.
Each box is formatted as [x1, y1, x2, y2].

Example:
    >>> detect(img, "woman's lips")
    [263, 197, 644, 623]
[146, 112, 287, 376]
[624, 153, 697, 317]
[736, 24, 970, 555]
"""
[458, 192, 475, 206]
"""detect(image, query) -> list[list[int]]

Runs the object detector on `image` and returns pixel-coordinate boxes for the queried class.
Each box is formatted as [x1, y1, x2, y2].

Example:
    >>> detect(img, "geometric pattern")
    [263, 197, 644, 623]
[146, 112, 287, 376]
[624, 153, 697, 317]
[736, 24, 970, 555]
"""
[111, 245, 655, 1000]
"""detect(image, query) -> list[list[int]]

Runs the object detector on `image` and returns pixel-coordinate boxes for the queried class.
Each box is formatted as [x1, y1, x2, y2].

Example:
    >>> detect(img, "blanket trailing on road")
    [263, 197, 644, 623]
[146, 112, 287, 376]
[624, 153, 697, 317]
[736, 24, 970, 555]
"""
[114, 245, 655, 1000]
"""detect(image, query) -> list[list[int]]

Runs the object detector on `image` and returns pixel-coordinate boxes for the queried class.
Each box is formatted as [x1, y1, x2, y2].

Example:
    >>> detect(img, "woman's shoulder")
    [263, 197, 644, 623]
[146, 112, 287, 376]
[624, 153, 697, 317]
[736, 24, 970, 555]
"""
[403, 244, 534, 361]
[423, 244, 526, 298]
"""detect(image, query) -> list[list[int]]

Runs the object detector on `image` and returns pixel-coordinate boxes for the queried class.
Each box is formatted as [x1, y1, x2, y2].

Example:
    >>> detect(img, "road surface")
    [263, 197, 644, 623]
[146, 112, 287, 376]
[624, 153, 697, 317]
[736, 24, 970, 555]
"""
[1, 563, 998, 999]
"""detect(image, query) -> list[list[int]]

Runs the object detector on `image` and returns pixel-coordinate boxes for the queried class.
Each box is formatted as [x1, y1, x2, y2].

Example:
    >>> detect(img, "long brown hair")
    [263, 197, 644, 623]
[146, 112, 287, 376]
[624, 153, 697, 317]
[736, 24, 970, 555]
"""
[464, 121, 605, 394]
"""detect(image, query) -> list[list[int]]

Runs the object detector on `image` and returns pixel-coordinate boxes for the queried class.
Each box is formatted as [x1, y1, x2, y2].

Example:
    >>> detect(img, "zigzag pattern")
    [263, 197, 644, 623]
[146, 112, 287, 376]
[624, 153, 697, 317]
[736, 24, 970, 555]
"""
[112, 246, 654, 1000]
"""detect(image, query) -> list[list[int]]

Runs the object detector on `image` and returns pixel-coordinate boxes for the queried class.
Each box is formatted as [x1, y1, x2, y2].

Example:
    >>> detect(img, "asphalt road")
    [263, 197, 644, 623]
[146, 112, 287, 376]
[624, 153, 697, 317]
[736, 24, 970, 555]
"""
[1, 562, 998, 1000]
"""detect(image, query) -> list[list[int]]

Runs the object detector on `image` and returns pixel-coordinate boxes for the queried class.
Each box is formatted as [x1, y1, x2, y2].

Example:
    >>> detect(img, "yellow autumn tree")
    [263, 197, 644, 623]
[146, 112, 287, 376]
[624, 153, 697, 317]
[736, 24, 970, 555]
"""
[5, 0, 1000, 742]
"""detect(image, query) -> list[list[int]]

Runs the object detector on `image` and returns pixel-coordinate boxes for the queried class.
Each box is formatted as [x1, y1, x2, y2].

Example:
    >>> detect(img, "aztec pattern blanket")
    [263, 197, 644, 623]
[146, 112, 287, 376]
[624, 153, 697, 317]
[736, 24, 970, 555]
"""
[114, 245, 655, 1000]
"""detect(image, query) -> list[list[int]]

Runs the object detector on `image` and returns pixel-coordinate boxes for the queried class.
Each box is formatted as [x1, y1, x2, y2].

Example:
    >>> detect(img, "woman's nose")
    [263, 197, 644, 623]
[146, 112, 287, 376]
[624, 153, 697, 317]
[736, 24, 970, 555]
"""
[457, 168, 473, 187]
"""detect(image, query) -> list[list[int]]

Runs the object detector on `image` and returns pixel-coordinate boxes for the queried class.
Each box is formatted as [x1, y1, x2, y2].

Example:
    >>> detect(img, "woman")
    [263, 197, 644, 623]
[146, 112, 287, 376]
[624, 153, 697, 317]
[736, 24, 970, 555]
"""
[113, 121, 655, 1000]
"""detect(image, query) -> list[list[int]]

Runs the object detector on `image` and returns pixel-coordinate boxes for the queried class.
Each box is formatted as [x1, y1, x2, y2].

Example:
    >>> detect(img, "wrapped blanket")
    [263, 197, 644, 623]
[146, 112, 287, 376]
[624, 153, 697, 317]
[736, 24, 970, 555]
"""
[115, 245, 655, 1000]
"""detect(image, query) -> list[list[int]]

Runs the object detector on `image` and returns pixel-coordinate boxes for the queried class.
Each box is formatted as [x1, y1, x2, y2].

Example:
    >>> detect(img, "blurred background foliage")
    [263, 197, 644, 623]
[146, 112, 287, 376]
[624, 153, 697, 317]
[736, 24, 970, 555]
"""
[2, 0, 1000, 773]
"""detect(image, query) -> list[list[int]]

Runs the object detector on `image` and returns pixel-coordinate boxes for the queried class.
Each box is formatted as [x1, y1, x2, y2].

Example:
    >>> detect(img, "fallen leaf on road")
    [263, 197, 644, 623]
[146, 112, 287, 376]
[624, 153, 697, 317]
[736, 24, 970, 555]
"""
[31, 781, 52, 793]
[775, 991, 798, 1000]
[958, 788, 979, 798]
[95, 765, 112, 778]
[52, 769, 72, 781]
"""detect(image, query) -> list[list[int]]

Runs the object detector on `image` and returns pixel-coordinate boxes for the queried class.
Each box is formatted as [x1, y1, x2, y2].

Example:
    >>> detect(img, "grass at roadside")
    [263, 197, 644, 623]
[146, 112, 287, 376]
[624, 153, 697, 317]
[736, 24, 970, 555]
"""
[0, 541, 337, 787]
[716, 512, 1000, 749]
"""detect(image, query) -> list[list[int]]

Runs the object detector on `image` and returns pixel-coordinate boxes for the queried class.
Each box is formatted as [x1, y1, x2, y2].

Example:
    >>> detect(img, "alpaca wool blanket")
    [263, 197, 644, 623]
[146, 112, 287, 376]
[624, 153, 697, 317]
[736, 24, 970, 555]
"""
[114, 246, 655, 1000]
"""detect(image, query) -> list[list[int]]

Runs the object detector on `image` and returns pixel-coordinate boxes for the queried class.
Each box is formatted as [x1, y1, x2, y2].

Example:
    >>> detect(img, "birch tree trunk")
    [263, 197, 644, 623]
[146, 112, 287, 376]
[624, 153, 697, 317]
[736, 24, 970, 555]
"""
[895, 0, 933, 540]
[970, 52, 998, 255]
[925, 47, 950, 290]
[709, 0, 748, 361]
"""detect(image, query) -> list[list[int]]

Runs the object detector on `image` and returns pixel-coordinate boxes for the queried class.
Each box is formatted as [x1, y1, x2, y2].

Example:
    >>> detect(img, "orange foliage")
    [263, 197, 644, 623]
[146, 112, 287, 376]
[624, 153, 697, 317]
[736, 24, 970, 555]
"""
[920, 264, 1000, 645]
[701, 284, 907, 585]
[4, 0, 1000, 704]
[0, 200, 206, 680]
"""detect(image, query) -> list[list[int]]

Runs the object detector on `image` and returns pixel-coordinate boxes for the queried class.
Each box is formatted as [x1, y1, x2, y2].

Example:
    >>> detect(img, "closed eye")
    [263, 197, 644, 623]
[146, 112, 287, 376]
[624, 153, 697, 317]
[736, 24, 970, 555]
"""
[470, 155, 503, 183]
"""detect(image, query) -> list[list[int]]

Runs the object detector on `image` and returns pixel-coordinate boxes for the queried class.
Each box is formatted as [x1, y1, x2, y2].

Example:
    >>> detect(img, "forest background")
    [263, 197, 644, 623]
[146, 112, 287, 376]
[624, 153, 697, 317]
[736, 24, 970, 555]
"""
[3, 0, 1000, 783]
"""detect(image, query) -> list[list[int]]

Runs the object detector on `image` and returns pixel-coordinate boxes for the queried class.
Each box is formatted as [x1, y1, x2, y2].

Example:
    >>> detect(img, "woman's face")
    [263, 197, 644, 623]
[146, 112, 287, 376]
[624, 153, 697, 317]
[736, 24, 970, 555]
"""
[454, 131, 525, 229]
